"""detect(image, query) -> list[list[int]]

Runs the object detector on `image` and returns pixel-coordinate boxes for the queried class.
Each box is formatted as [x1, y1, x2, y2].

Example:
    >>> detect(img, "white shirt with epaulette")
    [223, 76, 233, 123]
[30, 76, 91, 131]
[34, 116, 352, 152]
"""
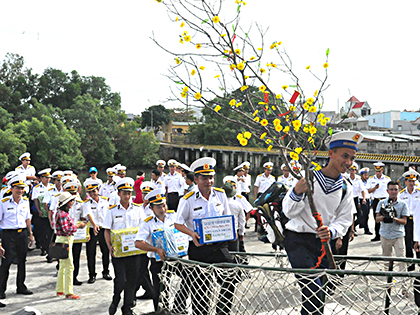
[43, 185, 63, 205]
[175, 186, 231, 234]
[83, 196, 109, 227]
[227, 197, 246, 236]
[103, 201, 142, 231]
[151, 179, 165, 191]
[348, 175, 367, 198]
[398, 187, 420, 217]
[15, 164, 36, 185]
[367, 174, 391, 199]
[136, 211, 177, 258]
[31, 182, 54, 200]
[0, 196, 31, 229]
[108, 190, 120, 206]
[164, 172, 184, 194]
[0, 186, 11, 199]
[242, 174, 251, 193]
[69, 197, 85, 223]
[139, 203, 152, 221]
[277, 174, 298, 188]
[99, 181, 116, 199]
[233, 194, 253, 213]
[254, 173, 276, 194]
[233, 175, 244, 195]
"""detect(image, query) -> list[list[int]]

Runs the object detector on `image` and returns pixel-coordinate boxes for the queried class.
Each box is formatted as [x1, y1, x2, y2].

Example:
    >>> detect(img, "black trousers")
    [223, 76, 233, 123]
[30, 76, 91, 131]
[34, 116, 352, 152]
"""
[135, 254, 153, 295]
[352, 197, 361, 229]
[331, 227, 351, 271]
[73, 242, 82, 280]
[405, 217, 415, 271]
[150, 259, 163, 311]
[111, 255, 139, 312]
[371, 198, 382, 238]
[359, 199, 370, 231]
[167, 193, 180, 211]
[241, 192, 249, 201]
[30, 210, 42, 248]
[0, 229, 29, 293]
[86, 228, 110, 277]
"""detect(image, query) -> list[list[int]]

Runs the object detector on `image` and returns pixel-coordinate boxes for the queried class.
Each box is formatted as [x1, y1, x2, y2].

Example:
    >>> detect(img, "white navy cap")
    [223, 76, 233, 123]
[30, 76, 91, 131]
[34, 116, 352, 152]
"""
[290, 160, 302, 170]
[106, 168, 117, 176]
[9, 174, 27, 187]
[84, 179, 100, 191]
[349, 162, 359, 170]
[115, 165, 127, 175]
[140, 181, 156, 193]
[190, 157, 216, 175]
[222, 176, 237, 185]
[326, 130, 363, 152]
[281, 163, 287, 170]
[167, 159, 178, 167]
[179, 163, 192, 172]
[61, 175, 76, 184]
[263, 162, 273, 169]
[233, 163, 245, 172]
[242, 161, 250, 169]
[51, 171, 64, 179]
[63, 181, 80, 192]
[115, 177, 134, 191]
[145, 188, 166, 205]
[359, 167, 369, 174]
[403, 169, 420, 180]
[19, 152, 31, 161]
[63, 170, 73, 176]
[373, 162, 385, 170]
[38, 168, 52, 177]
[5, 171, 18, 181]
[156, 160, 166, 167]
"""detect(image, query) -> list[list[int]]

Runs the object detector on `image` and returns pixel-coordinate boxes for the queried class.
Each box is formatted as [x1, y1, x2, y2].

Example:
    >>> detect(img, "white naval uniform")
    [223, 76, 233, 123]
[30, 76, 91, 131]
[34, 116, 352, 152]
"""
[175, 186, 231, 236]
[151, 179, 165, 191]
[367, 174, 391, 199]
[164, 172, 184, 193]
[139, 203, 153, 220]
[31, 182, 54, 217]
[0, 186, 11, 199]
[135, 211, 177, 258]
[282, 170, 355, 239]
[99, 180, 116, 199]
[359, 179, 371, 200]
[254, 173, 276, 194]
[241, 174, 251, 194]
[108, 190, 120, 206]
[43, 185, 62, 207]
[227, 197, 246, 236]
[103, 201, 142, 231]
[15, 164, 36, 186]
[0, 196, 31, 229]
[233, 194, 253, 213]
[83, 196, 110, 228]
[277, 174, 298, 188]
[399, 188, 420, 242]
[348, 175, 366, 198]
[234, 175, 245, 195]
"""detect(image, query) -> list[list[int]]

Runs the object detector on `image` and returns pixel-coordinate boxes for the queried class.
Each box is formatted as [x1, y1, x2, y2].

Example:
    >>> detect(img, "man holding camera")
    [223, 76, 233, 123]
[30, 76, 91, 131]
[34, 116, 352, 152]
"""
[375, 181, 408, 271]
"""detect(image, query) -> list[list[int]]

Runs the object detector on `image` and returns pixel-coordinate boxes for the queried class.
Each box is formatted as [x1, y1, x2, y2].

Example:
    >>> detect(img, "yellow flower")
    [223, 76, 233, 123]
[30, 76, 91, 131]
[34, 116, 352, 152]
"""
[237, 133, 244, 140]
[276, 94, 281, 99]
[240, 85, 248, 91]
[240, 138, 248, 146]
[237, 62, 245, 70]
[270, 43, 277, 49]
[175, 58, 181, 65]
[289, 105, 296, 111]
[214, 105, 221, 112]
[182, 86, 188, 92]
[258, 101, 267, 105]
[272, 106, 276, 110]
[283, 126, 290, 133]
[320, 119, 328, 126]
[292, 120, 301, 131]
[214, 74, 220, 78]
[229, 64, 236, 71]
[236, 102, 242, 107]
[311, 161, 321, 170]
[191, 69, 196, 76]
[273, 118, 280, 126]
[260, 68, 266, 73]
[199, 66, 205, 70]
[220, 34, 226, 37]
[184, 35, 191, 42]
[235, 49, 241, 55]
[244, 76, 249, 79]
[254, 117, 260, 122]
[244, 131, 251, 139]
[277, 41, 282, 45]
[257, 47, 262, 51]
[317, 113, 325, 122]
[196, 43, 202, 49]
[253, 110, 258, 116]
[261, 119, 268, 127]
[303, 125, 309, 133]
[212, 16, 220, 23]
[308, 106, 317, 113]
[282, 85, 288, 90]
[181, 92, 187, 98]
[250, 57, 255, 61]
[323, 62, 329, 68]
[295, 147, 303, 154]
[267, 145, 273, 152]
[303, 102, 310, 110]
[271, 63, 277, 68]
[275, 124, 283, 132]
[314, 90, 318, 97]
[260, 132, 267, 139]
[309, 126, 317, 135]
[180, 22, 185, 28]
[179, 39, 184, 44]
[290, 152, 299, 161]
[308, 137, 315, 145]
[183, 31, 188, 35]
[229, 99, 236, 106]
[175, 16, 179, 22]
[224, 50, 229, 54]
[306, 66, 310, 70]
[259, 85, 266, 92]
[194, 92, 201, 100]
[307, 97, 314, 105]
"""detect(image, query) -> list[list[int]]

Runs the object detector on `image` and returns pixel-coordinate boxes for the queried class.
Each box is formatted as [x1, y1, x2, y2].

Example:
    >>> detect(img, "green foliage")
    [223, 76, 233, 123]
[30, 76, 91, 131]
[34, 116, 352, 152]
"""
[141, 105, 171, 128]
[0, 128, 26, 173]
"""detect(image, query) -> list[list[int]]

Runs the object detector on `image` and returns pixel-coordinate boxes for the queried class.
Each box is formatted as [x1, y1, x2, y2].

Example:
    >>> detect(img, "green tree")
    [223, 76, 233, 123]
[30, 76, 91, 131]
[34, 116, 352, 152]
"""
[141, 105, 171, 129]
[0, 128, 26, 173]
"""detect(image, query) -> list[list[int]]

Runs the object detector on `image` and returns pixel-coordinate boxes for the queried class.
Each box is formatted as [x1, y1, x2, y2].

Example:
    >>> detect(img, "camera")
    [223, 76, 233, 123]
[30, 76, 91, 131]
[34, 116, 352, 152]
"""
[379, 202, 397, 223]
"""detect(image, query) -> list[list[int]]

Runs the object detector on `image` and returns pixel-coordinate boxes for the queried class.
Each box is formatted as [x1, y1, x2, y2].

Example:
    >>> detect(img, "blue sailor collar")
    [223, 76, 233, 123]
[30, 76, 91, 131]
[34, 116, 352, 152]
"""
[314, 170, 343, 195]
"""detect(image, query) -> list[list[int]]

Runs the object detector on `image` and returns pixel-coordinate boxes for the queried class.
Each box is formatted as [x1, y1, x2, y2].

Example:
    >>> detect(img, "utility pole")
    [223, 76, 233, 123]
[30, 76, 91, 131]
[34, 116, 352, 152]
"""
[151, 109, 153, 131]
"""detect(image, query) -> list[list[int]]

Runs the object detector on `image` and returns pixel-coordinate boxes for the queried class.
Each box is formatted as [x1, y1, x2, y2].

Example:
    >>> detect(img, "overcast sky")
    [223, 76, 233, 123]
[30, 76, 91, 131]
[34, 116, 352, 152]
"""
[1, 0, 419, 116]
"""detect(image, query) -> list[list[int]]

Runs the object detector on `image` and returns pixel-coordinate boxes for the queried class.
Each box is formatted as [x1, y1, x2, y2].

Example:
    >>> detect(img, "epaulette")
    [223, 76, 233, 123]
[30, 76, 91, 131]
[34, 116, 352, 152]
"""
[258, 174, 262, 177]
[384, 175, 391, 179]
[76, 198, 83, 203]
[109, 204, 117, 209]
[214, 187, 225, 193]
[144, 215, 153, 222]
[167, 210, 175, 213]
[23, 196, 29, 201]
[1, 197, 10, 202]
[48, 187, 55, 191]
[29, 165, 34, 168]
[34, 183, 40, 188]
[132, 202, 141, 206]
[1, 187, 7, 191]
[16, 165, 22, 169]
[236, 194, 243, 199]
[399, 188, 406, 194]
[183, 190, 194, 200]
[369, 175, 374, 178]
[100, 196, 109, 200]
[270, 175, 275, 178]
[54, 193, 60, 197]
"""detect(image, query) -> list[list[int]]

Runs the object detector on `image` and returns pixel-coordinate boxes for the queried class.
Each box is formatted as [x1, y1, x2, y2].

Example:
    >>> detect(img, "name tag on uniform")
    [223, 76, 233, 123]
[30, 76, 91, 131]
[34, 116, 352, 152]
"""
[194, 207, 202, 211]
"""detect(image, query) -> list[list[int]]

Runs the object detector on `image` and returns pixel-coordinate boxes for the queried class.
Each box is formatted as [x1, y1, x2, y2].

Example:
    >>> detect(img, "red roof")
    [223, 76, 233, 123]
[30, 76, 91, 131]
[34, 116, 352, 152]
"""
[347, 96, 360, 102]
[352, 102, 365, 109]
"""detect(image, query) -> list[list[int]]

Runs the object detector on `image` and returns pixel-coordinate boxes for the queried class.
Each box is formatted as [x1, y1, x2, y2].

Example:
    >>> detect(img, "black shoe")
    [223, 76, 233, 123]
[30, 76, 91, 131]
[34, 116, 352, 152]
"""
[40, 250, 47, 256]
[371, 236, 380, 242]
[136, 292, 153, 300]
[16, 289, 33, 295]
[73, 279, 83, 286]
[109, 303, 117, 315]
[122, 310, 137, 315]
[87, 276, 96, 284]
[46, 256, 53, 263]
[0, 301, 5, 307]
[0, 292, 5, 299]
[365, 230, 373, 235]
[102, 273, 112, 281]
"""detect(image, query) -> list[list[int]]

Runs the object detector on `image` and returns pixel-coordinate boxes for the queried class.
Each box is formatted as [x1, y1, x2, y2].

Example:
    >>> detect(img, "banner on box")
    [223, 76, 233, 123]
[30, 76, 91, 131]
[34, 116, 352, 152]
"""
[194, 215, 236, 245]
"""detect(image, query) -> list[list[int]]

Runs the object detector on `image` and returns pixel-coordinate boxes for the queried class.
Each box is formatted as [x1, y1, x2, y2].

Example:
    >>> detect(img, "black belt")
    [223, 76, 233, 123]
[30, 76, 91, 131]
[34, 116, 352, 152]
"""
[168, 192, 179, 195]
[3, 228, 27, 233]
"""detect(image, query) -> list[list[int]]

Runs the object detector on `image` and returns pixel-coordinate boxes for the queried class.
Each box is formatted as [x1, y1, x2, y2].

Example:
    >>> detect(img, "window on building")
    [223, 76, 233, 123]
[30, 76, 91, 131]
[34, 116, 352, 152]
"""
[373, 119, 375, 123]
[397, 125, 402, 131]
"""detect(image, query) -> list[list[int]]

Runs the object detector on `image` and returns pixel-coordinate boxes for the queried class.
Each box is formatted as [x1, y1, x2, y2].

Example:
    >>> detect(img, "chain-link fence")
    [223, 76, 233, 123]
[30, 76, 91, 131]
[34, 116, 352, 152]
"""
[158, 253, 420, 315]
